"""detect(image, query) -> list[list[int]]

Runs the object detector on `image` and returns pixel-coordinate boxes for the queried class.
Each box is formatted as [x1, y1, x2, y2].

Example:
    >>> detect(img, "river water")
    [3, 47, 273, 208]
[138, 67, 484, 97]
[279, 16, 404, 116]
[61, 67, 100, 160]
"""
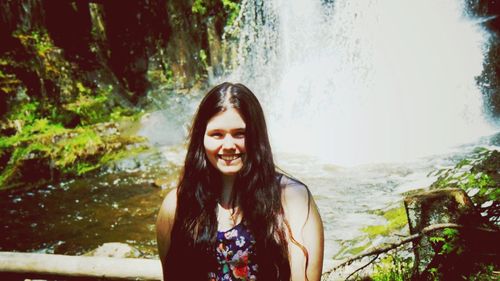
[0, 122, 497, 262]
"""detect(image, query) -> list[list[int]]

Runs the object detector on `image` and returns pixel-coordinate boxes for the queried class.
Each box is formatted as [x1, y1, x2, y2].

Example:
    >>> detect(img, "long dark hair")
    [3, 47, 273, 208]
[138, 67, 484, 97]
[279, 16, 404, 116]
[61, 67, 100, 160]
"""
[164, 82, 291, 280]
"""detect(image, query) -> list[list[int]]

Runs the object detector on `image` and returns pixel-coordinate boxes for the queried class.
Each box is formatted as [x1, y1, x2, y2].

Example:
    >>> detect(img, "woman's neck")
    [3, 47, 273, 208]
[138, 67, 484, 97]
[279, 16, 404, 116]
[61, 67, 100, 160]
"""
[218, 174, 242, 230]
[220, 175, 235, 208]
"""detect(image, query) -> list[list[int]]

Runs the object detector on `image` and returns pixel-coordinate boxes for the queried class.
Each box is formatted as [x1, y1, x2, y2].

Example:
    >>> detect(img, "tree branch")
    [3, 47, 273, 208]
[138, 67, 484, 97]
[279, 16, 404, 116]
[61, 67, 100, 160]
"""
[344, 254, 379, 281]
[323, 223, 497, 280]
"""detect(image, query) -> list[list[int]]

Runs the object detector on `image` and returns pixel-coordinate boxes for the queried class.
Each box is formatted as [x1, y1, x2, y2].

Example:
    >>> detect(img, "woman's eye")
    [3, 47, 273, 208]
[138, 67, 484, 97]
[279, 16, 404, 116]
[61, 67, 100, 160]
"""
[234, 132, 245, 138]
[211, 132, 223, 138]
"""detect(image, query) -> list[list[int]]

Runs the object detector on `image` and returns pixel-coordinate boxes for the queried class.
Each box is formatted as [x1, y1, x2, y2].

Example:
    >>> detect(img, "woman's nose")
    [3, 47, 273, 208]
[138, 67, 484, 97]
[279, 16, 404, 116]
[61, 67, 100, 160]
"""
[221, 135, 236, 149]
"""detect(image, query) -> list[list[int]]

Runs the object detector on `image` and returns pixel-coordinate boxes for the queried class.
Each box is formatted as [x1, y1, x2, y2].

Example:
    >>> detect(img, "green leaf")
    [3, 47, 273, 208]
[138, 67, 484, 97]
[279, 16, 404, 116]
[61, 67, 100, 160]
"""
[429, 236, 445, 243]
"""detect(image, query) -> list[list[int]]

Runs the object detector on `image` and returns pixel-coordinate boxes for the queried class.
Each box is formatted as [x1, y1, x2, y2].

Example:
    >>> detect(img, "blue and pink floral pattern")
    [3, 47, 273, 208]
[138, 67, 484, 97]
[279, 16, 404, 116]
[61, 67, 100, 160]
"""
[208, 222, 258, 281]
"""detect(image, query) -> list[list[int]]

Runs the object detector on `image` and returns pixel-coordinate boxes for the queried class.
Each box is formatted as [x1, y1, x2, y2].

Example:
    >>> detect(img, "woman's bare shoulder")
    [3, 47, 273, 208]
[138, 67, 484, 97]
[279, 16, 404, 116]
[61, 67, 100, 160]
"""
[158, 188, 178, 220]
[280, 175, 312, 221]
[156, 188, 178, 264]
[280, 175, 310, 206]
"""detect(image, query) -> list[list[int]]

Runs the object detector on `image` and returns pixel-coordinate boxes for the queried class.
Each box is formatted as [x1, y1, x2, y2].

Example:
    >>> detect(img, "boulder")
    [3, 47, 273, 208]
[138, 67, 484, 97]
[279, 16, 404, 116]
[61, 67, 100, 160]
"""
[86, 242, 142, 258]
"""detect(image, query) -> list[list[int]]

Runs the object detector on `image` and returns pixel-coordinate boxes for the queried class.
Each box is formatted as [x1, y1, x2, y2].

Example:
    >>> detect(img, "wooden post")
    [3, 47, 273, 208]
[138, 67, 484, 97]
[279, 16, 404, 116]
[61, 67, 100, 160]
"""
[0, 251, 162, 280]
[404, 188, 475, 275]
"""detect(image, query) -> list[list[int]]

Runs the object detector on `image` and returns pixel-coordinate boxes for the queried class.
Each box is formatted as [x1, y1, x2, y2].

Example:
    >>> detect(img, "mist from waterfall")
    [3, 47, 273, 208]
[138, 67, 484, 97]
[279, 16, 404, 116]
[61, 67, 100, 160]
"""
[222, 0, 496, 165]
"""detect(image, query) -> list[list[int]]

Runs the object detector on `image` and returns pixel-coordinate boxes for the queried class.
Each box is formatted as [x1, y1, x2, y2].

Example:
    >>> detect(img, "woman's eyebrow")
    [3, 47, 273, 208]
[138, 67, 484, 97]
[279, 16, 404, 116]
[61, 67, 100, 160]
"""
[206, 127, 245, 131]
[206, 126, 246, 132]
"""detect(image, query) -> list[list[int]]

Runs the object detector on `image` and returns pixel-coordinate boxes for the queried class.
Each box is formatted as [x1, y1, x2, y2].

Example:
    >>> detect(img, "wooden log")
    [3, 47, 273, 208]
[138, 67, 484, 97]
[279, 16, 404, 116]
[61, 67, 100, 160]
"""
[0, 251, 162, 280]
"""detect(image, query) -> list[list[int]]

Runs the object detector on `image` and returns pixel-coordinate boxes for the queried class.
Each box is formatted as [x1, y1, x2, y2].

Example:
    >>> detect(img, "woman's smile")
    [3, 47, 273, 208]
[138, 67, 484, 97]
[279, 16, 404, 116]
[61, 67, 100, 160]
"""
[218, 153, 242, 161]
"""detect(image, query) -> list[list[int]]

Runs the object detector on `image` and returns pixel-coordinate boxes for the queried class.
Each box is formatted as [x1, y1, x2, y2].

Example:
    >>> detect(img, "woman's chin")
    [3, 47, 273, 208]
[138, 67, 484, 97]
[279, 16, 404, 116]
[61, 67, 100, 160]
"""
[217, 165, 243, 176]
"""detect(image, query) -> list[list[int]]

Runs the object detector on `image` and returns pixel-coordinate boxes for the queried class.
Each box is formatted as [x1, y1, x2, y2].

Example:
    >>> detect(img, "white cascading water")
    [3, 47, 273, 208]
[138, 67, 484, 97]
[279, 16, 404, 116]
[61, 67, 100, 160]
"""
[222, 0, 496, 166]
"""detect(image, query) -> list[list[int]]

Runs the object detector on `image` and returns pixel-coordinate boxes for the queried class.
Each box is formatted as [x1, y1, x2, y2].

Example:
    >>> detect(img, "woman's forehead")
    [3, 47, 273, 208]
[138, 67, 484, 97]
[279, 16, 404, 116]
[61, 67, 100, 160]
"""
[206, 108, 246, 130]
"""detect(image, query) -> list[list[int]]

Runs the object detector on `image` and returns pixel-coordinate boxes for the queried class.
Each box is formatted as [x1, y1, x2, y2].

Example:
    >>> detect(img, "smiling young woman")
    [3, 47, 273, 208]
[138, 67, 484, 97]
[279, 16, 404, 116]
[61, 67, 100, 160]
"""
[156, 82, 324, 281]
[203, 107, 247, 177]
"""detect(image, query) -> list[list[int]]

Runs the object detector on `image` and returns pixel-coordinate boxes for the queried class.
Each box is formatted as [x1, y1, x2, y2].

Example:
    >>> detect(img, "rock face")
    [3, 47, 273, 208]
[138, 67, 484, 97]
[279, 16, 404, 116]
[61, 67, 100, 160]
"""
[0, 0, 234, 105]
[404, 188, 475, 274]
[467, 0, 500, 120]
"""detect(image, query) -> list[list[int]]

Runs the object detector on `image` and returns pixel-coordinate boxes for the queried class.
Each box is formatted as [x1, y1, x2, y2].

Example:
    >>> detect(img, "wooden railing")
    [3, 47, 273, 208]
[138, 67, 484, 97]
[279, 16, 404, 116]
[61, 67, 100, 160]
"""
[0, 251, 162, 280]
[0, 251, 341, 280]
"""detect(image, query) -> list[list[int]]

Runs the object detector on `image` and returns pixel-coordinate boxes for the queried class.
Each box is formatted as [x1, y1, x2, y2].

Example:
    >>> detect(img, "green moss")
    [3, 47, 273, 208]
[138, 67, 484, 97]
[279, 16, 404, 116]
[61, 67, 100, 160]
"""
[0, 122, 147, 188]
[0, 96, 146, 188]
[384, 206, 407, 224]
[363, 225, 388, 238]
[348, 240, 371, 256]
[333, 236, 367, 260]
[64, 91, 108, 125]
[362, 205, 408, 238]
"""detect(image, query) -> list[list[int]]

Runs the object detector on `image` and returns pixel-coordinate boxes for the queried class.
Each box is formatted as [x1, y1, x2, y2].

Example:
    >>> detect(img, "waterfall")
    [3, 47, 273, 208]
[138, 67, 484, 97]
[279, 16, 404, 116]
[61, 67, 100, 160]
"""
[220, 0, 496, 165]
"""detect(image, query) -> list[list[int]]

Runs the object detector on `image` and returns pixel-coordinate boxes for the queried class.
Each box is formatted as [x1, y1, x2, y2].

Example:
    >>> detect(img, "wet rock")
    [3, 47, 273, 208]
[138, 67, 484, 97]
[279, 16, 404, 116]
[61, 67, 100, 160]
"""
[152, 177, 170, 189]
[112, 157, 141, 172]
[404, 188, 475, 276]
[86, 242, 142, 258]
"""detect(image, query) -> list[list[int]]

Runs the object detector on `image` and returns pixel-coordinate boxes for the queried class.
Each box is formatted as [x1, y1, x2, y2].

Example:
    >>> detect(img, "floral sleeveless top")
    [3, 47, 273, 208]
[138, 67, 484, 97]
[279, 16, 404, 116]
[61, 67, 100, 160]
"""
[208, 222, 258, 281]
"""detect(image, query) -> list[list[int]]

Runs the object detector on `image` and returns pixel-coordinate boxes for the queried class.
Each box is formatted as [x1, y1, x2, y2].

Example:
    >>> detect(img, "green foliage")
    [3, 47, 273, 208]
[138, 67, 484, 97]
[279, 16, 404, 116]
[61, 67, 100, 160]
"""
[109, 106, 142, 122]
[427, 267, 440, 281]
[430, 227, 463, 256]
[430, 147, 499, 224]
[199, 49, 209, 69]
[13, 30, 74, 98]
[371, 252, 413, 281]
[0, 117, 147, 187]
[441, 228, 460, 254]
[15, 31, 53, 56]
[427, 150, 499, 279]
[1, 26, 148, 189]
[427, 261, 498, 281]
[0, 86, 146, 188]
[191, 0, 241, 32]
[147, 57, 175, 89]
[428, 236, 445, 243]
[192, 0, 207, 15]
[0, 59, 22, 95]
[222, 0, 240, 27]
[8, 100, 39, 124]
[466, 264, 497, 281]
[64, 83, 112, 125]
[356, 206, 413, 279]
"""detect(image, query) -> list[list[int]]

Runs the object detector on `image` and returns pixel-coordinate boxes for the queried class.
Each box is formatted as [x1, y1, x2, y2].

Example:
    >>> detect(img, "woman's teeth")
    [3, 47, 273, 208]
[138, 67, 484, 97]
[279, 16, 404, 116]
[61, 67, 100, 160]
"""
[219, 154, 240, 161]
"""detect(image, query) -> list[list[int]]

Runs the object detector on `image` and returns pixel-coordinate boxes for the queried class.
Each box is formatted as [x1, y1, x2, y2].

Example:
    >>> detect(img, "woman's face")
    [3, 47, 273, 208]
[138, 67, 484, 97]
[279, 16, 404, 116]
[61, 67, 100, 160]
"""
[204, 108, 246, 176]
